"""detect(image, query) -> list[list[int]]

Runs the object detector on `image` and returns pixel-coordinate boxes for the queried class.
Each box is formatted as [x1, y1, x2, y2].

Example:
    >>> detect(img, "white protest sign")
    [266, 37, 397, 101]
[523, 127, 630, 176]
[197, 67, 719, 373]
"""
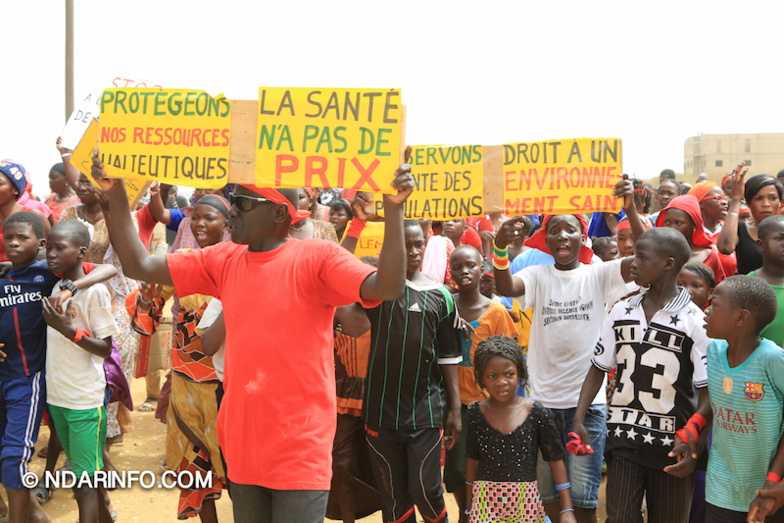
[59, 78, 163, 150]
[60, 90, 101, 149]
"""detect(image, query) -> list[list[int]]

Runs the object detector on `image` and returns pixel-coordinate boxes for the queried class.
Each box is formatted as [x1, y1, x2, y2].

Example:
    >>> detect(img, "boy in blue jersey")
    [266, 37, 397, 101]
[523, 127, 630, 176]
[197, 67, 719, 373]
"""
[698, 275, 784, 522]
[0, 212, 115, 523]
[363, 220, 462, 523]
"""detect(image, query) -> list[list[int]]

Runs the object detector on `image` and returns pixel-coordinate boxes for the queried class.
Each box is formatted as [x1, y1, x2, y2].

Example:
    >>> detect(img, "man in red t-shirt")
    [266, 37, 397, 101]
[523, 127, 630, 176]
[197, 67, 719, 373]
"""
[91, 155, 415, 523]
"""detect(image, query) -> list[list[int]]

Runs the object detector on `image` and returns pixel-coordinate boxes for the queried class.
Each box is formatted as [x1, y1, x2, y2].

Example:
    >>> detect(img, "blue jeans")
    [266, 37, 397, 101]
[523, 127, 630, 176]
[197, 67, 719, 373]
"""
[536, 403, 606, 509]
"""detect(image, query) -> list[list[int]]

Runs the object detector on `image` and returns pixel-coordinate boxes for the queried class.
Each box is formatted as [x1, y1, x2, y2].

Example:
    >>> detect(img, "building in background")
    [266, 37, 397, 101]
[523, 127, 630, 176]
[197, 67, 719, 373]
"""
[684, 132, 784, 181]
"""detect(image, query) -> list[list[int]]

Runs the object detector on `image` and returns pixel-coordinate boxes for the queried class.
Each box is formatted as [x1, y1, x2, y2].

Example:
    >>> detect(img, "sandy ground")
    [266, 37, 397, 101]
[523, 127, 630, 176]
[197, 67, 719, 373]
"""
[26, 377, 607, 522]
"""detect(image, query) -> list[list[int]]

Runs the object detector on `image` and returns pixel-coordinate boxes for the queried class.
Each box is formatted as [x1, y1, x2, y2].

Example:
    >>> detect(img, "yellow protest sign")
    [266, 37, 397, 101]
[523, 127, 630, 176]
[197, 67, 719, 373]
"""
[373, 145, 484, 219]
[501, 138, 623, 216]
[72, 118, 151, 209]
[98, 88, 231, 189]
[353, 222, 385, 259]
[71, 118, 101, 179]
[255, 88, 403, 194]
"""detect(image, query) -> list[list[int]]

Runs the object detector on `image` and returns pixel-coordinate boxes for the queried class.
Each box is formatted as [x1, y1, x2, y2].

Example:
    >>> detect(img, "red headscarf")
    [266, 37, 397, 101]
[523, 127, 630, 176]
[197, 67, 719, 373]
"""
[616, 218, 652, 233]
[238, 184, 310, 224]
[688, 182, 719, 202]
[524, 214, 594, 264]
[655, 195, 713, 248]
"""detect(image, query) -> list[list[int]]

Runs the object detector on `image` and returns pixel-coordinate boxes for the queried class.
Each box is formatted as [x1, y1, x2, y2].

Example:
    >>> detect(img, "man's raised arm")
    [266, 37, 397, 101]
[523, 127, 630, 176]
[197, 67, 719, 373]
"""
[360, 148, 415, 301]
[91, 154, 173, 285]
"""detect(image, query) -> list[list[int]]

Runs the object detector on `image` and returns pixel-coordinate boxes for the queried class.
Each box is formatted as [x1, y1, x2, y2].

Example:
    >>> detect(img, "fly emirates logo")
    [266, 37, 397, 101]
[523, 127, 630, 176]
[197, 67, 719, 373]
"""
[0, 284, 43, 308]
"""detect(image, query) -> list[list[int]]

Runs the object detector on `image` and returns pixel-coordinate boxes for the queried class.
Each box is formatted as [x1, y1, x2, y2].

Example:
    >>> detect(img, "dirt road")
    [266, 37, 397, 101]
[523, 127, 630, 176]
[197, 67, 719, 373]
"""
[29, 377, 605, 522]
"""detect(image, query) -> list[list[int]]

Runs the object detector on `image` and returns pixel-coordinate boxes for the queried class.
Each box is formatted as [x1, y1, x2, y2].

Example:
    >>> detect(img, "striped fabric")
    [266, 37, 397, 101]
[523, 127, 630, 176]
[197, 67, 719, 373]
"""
[363, 280, 461, 431]
[706, 338, 784, 511]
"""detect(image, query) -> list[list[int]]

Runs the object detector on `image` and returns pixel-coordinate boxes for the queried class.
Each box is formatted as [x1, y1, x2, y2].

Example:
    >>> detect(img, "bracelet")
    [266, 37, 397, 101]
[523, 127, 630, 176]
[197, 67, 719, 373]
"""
[493, 257, 510, 271]
[560, 508, 575, 514]
[465, 481, 474, 486]
[464, 509, 471, 515]
[492, 242, 509, 258]
[72, 328, 91, 343]
[555, 482, 571, 491]
[61, 152, 72, 157]
[728, 212, 739, 216]
[676, 412, 709, 444]
[345, 217, 367, 239]
[768, 471, 782, 483]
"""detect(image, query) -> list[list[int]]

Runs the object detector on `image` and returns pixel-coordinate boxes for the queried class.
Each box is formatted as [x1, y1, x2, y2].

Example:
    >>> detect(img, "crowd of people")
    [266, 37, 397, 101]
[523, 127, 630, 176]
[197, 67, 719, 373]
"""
[1, 144, 784, 523]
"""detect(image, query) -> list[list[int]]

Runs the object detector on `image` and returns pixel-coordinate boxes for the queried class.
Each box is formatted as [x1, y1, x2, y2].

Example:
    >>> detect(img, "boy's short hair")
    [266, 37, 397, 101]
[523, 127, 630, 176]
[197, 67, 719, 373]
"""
[757, 215, 784, 241]
[658, 179, 682, 194]
[450, 244, 481, 263]
[4, 211, 45, 239]
[49, 219, 91, 248]
[638, 227, 690, 270]
[592, 237, 614, 256]
[721, 275, 778, 332]
[473, 335, 527, 387]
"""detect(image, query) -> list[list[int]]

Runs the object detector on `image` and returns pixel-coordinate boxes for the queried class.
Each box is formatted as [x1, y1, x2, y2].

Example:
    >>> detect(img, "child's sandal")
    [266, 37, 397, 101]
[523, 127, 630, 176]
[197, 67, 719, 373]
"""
[31, 480, 54, 504]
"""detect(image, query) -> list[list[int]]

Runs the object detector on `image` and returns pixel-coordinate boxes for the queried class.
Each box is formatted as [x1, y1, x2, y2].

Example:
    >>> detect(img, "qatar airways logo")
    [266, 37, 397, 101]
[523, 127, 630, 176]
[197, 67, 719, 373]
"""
[0, 284, 43, 308]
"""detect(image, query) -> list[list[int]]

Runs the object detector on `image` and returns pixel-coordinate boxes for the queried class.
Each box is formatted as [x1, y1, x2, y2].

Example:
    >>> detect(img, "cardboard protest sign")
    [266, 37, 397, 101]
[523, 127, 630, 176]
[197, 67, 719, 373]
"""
[353, 222, 385, 259]
[72, 118, 151, 209]
[255, 88, 403, 194]
[71, 118, 101, 179]
[60, 91, 101, 150]
[61, 79, 163, 151]
[373, 145, 484, 219]
[499, 138, 622, 216]
[99, 88, 231, 189]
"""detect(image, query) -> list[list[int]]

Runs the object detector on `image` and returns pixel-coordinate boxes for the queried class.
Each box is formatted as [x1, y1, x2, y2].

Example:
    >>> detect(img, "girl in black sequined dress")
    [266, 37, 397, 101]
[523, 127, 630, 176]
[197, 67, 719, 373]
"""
[465, 336, 576, 523]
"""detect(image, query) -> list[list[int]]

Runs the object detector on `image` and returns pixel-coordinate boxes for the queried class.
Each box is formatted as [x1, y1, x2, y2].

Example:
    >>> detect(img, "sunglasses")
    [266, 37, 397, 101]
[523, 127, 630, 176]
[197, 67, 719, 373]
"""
[229, 193, 274, 212]
[703, 194, 728, 203]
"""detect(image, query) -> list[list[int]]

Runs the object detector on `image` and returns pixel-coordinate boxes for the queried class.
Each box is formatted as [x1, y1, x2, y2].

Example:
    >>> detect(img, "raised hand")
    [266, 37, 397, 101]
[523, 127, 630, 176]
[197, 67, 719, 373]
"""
[494, 217, 527, 249]
[726, 161, 748, 201]
[91, 152, 121, 192]
[613, 174, 634, 211]
[383, 146, 414, 206]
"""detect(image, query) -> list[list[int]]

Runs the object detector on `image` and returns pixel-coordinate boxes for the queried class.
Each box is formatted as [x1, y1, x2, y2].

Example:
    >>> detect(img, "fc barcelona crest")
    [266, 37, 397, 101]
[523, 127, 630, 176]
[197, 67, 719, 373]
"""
[745, 382, 764, 402]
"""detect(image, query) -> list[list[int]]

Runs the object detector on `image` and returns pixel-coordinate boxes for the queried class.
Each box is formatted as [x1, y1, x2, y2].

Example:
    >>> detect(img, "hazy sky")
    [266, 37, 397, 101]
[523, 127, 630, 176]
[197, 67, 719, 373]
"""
[3, 0, 783, 197]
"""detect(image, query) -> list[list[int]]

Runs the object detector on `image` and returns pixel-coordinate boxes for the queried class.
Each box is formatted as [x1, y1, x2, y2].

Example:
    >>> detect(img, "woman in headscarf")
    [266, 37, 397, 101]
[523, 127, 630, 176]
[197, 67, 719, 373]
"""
[688, 182, 728, 239]
[128, 195, 230, 521]
[716, 163, 783, 274]
[657, 195, 732, 283]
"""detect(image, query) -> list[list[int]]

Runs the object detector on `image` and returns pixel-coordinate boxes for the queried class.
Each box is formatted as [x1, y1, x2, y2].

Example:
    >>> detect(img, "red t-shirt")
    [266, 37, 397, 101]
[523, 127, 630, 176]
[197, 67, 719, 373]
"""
[135, 204, 157, 249]
[166, 239, 380, 490]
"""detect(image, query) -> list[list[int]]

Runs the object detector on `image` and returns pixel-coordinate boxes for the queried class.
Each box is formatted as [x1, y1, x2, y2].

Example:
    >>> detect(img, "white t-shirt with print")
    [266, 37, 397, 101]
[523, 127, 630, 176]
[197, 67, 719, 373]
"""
[196, 298, 224, 381]
[515, 259, 629, 409]
[46, 284, 118, 409]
